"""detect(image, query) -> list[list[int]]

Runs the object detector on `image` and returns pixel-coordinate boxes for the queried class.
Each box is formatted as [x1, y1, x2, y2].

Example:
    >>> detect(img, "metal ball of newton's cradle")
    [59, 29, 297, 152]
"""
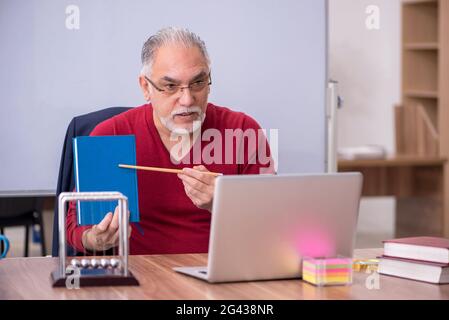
[70, 259, 81, 268]
[90, 258, 100, 268]
[100, 258, 110, 269]
[80, 258, 90, 269]
[110, 258, 120, 269]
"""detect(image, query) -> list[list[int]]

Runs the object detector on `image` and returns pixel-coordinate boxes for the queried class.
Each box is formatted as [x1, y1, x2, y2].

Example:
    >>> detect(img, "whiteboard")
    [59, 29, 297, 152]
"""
[0, 0, 328, 194]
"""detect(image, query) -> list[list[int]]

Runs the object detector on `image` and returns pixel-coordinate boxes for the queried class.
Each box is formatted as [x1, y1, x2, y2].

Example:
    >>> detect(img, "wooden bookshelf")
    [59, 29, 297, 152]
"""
[339, 0, 449, 238]
[400, 0, 449, 236]
[439, 0, 449, 238]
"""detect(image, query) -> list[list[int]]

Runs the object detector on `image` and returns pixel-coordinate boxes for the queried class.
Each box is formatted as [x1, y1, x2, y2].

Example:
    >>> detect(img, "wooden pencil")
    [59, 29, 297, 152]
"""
[118, 164, 222, 177]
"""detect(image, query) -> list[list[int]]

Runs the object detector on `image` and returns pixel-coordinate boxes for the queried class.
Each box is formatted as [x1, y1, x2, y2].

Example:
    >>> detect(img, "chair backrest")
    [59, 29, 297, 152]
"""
[52, 107, 132, 256]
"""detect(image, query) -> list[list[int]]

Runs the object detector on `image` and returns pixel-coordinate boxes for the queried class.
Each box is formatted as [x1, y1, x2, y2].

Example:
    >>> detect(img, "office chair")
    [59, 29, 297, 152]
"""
[0, 197, 46, 257]
[52, 106, 132, 257]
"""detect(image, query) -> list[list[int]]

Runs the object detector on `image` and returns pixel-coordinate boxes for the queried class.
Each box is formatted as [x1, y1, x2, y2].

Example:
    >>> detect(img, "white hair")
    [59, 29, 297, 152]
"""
[140, 27, 210, 77]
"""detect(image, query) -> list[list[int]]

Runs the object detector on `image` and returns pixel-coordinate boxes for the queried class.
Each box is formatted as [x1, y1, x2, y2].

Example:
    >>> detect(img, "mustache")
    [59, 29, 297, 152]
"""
[171, 106, 202, 117]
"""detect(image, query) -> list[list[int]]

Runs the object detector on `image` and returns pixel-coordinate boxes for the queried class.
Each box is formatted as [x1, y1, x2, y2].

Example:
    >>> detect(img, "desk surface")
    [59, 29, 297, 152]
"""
[1, 248, 448, 300]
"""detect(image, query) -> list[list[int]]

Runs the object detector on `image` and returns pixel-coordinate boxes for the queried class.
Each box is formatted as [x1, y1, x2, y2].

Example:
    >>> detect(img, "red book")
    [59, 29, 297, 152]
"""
[383, 237, 449, 263]
[379, 255, 449, 284]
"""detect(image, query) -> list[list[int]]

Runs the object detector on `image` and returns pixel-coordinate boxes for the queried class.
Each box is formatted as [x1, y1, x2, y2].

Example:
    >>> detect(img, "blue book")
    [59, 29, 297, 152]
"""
[73, 135, 140, 226]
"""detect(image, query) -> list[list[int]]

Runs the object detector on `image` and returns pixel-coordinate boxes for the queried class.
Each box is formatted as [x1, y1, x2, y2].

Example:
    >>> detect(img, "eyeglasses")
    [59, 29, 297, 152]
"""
[145, 73, 212, 96]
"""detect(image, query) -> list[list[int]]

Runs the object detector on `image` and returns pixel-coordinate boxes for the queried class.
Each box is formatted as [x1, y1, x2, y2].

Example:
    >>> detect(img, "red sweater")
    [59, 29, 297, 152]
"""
[66, 103, 273, 255]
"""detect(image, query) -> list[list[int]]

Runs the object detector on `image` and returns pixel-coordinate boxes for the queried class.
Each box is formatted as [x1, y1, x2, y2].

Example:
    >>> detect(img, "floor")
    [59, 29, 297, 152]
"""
[2, 198, 395, 257]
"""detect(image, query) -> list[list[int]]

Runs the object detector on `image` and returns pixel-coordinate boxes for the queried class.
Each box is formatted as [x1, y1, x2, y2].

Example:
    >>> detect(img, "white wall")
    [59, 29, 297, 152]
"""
[0, 0, 328, 193]
[329, 0, 401, 246]
[330, 0, 401, 152]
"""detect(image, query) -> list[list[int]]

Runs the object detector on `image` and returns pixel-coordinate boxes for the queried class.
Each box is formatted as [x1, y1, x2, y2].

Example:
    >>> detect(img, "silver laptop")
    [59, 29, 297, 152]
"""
[173, 172, 363, 283]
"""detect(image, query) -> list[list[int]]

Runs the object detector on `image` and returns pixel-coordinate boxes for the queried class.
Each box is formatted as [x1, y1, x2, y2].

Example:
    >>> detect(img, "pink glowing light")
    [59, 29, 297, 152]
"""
[295, 225, 336, 258]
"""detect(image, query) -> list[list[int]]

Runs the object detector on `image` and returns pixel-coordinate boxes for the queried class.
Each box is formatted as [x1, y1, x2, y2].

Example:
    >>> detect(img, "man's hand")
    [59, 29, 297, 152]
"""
[177, 165, 216, 212]
[82, 206, 132, 252]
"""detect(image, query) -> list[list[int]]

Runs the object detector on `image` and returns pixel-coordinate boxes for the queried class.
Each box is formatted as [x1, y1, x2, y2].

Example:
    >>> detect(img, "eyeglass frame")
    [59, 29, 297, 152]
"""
[144, 72, 212, 96]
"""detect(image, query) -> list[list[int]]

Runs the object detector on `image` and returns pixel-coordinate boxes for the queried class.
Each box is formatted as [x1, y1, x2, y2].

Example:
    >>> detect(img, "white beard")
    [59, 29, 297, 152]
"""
[159, 106, 206, 135]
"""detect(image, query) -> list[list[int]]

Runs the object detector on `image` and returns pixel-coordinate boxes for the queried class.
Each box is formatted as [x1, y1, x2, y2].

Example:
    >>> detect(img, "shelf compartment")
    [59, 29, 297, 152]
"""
[403, 50, 438, 93]
[403, 1, 439, 43]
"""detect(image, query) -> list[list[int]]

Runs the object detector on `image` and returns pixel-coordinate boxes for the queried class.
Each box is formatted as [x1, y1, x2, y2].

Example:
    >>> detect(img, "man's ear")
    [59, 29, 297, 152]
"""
[138, 75, 151, 102]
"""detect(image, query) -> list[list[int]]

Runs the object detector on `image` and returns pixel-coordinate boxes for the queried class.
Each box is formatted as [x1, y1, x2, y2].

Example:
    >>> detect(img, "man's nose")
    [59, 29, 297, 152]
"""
[178, 87, 194, 106]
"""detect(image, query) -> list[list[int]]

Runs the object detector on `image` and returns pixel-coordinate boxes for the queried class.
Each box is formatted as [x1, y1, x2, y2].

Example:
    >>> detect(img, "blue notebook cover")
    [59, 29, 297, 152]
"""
[73, 135, 140, 226]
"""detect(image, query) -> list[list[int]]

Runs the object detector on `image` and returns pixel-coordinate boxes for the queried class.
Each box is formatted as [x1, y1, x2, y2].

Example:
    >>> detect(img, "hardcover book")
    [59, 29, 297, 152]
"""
[73, 135, 140, 226]
[383, 237, 449, 264]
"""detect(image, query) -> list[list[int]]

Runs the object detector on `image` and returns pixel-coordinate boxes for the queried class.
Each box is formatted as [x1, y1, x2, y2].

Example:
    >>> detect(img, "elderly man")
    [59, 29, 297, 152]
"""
[66, 27, 274, 255]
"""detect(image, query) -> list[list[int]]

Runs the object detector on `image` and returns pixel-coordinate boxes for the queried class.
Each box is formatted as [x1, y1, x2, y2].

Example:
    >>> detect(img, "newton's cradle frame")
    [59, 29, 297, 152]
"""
[51, 192, 139, 287]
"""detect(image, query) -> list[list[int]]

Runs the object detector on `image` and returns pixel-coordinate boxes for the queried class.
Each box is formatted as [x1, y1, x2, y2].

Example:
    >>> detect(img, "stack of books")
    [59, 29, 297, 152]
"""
[379, 237, 449, 284]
